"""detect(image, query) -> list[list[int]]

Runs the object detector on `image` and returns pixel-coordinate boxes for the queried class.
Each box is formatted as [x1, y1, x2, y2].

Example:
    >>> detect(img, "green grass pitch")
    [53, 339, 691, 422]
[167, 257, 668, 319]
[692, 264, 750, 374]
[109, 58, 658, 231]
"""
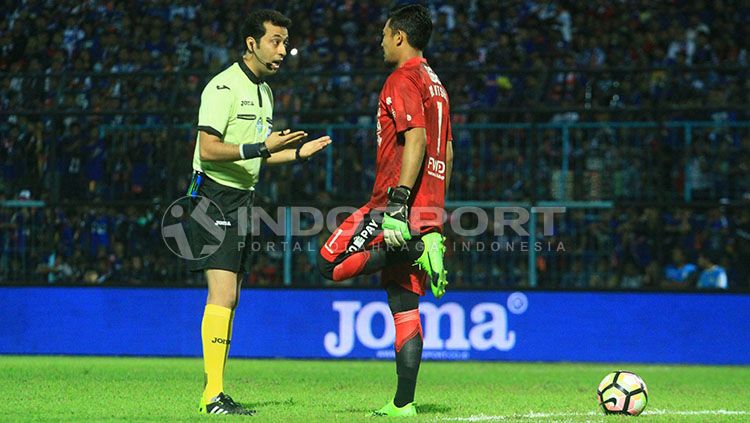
[1, 356, 749, 421]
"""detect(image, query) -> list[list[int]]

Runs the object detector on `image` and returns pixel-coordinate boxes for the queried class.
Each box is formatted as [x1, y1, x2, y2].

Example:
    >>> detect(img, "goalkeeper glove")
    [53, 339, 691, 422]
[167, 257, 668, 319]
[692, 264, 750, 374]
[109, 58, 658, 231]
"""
[382, 186, 412, 247]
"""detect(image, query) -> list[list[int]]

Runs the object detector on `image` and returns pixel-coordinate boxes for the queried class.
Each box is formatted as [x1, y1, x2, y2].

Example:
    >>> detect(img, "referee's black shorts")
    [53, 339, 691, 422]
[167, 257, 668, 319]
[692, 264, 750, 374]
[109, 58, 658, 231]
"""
[187, 173, 254, 274]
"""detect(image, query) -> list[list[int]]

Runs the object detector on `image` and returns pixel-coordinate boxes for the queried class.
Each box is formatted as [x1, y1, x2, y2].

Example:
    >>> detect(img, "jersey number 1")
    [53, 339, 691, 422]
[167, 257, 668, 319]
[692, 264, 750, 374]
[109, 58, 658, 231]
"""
[436, 100, 443, 155]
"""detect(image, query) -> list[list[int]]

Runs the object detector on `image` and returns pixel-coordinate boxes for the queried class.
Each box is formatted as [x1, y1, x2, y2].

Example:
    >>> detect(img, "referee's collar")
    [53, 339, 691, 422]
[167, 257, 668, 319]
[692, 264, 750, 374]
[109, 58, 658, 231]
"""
[239, 57, 263, 84]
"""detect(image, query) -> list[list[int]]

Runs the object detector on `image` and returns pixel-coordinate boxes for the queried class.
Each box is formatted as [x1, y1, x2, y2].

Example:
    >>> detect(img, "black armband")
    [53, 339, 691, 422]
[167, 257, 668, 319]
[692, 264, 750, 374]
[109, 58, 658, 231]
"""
[240, 142, 271, 160]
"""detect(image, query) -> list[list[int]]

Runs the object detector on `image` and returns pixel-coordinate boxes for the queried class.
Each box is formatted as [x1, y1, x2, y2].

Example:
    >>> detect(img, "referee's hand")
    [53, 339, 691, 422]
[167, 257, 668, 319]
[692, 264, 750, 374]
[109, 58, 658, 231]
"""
[298, 135, 332, 159]
[265, 129, 307, 153]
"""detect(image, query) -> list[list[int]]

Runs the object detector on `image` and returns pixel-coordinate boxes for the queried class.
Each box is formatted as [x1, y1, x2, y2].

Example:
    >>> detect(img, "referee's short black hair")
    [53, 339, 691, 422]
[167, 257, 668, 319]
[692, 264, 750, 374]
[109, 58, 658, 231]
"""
[387, 3, 433, 51]
[241, 9, 291, 46]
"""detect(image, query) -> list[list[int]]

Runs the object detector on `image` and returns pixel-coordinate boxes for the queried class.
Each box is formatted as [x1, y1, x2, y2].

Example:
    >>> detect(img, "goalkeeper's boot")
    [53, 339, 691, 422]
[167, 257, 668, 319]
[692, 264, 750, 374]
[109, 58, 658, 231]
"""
[199, 392, 256, 415]
[414, 232, 448, 299]
[371, 401, 417, 417]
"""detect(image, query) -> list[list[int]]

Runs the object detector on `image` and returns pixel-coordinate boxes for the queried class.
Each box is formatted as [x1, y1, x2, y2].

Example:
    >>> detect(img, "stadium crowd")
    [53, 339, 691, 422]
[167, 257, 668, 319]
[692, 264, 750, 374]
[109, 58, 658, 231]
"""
[3, 0, 750, 201]
[3, 203, 747, 289]
[1, 0, 749, 289]
[2, 0, 748, 118]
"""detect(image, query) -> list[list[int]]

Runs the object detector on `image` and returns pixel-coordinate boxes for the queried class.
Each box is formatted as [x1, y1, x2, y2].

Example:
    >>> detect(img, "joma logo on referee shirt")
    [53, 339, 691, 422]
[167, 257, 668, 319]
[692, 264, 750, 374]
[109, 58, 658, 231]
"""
[211, 337, 231, 345]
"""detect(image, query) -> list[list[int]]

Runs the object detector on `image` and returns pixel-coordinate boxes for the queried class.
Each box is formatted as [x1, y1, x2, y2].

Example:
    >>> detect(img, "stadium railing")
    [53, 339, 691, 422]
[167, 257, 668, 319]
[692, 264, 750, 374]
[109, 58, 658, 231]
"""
[2, 198, 747, 289]
[0, 121, 750, 288]
[82, 120, 750, 204]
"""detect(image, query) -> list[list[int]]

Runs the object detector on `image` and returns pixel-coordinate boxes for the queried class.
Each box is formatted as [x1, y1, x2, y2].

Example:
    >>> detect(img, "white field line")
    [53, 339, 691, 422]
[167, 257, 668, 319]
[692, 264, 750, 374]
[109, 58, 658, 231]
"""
[444, 409, 750, 421]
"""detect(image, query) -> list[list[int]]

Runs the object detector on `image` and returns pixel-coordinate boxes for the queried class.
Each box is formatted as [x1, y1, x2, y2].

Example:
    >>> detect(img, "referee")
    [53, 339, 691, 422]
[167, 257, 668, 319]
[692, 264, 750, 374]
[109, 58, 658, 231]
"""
[188, 9, 331, 415]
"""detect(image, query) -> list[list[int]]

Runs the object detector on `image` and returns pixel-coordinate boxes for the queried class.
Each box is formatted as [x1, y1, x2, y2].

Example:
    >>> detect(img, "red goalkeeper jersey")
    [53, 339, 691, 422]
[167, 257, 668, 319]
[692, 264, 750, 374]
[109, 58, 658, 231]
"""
[366, 57, 452, 232]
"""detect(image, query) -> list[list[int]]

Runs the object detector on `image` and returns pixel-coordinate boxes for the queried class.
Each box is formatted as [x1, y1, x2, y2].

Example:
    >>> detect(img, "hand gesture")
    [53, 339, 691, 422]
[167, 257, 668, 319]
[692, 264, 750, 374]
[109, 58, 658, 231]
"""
[298, 135, 332, 159]
[265, 129, 307, 153]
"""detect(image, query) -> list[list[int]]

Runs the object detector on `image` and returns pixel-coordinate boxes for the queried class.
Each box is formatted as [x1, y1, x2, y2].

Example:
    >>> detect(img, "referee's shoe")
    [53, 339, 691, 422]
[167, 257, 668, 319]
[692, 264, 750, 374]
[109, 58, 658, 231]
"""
[199, 392, 256, 415]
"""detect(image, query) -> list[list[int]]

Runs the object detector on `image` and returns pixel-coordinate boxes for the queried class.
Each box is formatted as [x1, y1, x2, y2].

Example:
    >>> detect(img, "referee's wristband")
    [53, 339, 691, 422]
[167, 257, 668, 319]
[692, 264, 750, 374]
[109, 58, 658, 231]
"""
[295, 143, 310, 162]
[239, 142, 271, 160]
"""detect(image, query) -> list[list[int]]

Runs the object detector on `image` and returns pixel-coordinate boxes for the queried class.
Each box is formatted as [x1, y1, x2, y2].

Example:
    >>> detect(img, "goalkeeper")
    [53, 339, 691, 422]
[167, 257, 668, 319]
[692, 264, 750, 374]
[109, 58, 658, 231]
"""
[317, 4, 452, 417]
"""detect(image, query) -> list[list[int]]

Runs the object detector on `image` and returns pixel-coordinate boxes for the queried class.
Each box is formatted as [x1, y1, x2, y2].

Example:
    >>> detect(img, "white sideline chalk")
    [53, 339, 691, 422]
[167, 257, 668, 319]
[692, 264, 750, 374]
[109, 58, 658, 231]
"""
[445, 409, 750, 421]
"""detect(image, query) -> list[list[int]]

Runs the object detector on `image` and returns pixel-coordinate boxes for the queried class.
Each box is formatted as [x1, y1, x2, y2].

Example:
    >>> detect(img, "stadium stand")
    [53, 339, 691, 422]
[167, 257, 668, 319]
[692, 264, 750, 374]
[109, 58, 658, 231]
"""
[1, 1, 749, 288]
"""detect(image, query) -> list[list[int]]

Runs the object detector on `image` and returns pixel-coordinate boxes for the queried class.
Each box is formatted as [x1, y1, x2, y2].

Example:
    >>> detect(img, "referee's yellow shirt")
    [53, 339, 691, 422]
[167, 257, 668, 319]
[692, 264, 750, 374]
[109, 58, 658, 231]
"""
[193, 59, 274, 190]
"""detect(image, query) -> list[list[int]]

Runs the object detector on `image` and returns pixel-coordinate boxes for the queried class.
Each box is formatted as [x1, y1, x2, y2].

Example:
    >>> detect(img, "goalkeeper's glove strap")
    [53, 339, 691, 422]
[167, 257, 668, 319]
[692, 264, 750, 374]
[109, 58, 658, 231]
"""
[388, 186, 412, 205]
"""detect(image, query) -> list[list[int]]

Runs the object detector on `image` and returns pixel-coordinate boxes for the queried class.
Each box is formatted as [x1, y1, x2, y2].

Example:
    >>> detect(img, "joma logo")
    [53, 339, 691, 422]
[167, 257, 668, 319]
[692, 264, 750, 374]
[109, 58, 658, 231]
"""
[324, 300, 521, 357]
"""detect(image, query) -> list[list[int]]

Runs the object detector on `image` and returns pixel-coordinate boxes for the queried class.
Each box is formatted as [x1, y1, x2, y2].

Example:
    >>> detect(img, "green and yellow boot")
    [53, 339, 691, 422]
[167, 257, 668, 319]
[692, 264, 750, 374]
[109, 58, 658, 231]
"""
[371, 401, 417, 417]
[414, 232, 448, 299]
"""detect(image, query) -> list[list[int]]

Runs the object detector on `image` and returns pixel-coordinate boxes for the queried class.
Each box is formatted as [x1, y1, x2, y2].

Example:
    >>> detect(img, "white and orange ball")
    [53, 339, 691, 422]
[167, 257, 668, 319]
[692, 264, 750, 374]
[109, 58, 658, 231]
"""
[597, 371, 649, 416]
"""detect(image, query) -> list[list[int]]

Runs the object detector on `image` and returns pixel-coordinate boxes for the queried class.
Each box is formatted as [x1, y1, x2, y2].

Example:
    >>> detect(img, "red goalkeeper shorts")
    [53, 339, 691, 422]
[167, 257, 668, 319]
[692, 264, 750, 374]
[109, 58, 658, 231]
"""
[319, 204, 428, 296]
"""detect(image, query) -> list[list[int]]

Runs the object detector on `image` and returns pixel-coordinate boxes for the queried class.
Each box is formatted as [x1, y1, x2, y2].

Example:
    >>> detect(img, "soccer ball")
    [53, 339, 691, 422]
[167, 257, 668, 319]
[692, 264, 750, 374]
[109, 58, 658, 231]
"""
[596, 371, 649, 416]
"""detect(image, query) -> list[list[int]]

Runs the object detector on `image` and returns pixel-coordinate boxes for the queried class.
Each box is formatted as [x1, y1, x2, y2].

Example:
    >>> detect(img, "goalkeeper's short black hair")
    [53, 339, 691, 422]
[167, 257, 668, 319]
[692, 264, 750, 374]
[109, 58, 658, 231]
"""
[241, 9, 291, 47]
[387, 3, 433, 51]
